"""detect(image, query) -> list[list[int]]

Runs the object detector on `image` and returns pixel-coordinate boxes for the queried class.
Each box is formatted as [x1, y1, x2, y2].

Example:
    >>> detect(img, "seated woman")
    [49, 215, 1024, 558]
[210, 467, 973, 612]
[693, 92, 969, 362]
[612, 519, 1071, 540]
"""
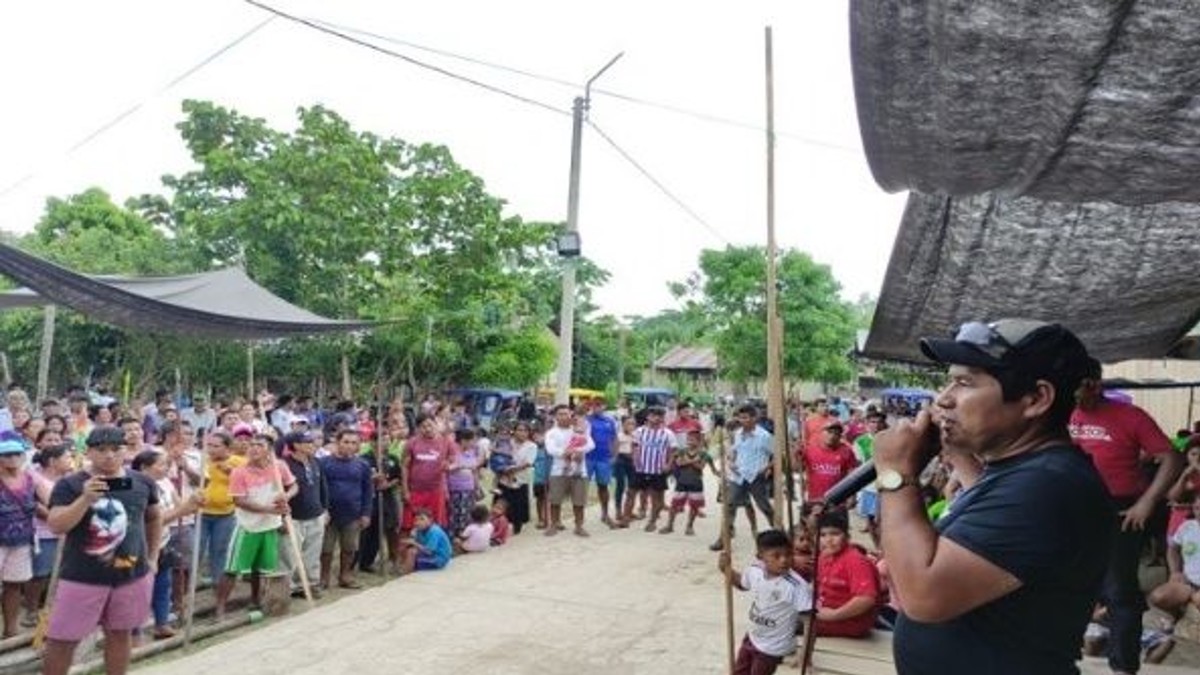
[813, 510, 880, 638]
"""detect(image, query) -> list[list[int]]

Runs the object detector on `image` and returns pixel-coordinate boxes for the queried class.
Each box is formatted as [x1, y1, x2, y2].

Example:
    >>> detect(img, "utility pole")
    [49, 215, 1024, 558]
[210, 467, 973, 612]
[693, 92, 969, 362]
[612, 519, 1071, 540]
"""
[555, 52, 624, 406]
[764, 27, 787, 525]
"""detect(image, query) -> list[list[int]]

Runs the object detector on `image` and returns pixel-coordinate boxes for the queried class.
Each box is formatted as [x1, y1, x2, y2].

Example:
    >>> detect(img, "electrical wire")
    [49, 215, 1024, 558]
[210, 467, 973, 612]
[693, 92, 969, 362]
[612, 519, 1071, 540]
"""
[244, 0, 569, 117]
[0, 16, 276, 199]
[586, 119, 730, 245]
[317, 19, 859, 153]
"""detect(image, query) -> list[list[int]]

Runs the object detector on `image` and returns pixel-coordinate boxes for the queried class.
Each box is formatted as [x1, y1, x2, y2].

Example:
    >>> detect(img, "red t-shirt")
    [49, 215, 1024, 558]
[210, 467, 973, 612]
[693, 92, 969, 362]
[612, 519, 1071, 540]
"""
[1069, 402, 1172, 499]
[405, 435, 451, 493]
[818, 545, 879, 637]
[804, 441, 859, 501]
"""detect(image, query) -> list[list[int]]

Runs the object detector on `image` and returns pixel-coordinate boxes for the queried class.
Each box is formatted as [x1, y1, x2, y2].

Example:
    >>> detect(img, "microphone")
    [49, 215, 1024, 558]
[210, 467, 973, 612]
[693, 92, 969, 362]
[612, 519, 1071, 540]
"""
[822, 461, 877, 507]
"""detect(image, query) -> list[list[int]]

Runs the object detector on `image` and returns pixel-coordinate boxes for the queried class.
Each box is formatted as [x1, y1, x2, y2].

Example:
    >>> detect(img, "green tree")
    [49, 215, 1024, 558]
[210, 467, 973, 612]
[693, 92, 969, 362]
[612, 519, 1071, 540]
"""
[136, 100, 599, 391]
[673, 246, 857, 386]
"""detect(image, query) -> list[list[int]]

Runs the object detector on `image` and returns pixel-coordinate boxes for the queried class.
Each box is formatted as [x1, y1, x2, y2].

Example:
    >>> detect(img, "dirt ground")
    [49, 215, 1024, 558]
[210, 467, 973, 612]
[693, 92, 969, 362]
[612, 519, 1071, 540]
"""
[128, 479, 1200, 675]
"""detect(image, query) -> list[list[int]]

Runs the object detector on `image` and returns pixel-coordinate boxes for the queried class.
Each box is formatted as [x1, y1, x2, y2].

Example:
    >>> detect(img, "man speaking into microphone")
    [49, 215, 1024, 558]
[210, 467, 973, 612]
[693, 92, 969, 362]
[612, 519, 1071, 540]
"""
[873, 319, 1113, 675]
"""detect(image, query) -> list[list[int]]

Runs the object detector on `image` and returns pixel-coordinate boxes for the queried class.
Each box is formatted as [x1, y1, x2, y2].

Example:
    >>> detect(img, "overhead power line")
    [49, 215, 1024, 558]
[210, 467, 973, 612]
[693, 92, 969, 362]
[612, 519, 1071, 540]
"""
[0, 16, 276, 200]
[317, 19, 858, 153]
[244, 0, 569, 117]
[587, 119, 729, 245]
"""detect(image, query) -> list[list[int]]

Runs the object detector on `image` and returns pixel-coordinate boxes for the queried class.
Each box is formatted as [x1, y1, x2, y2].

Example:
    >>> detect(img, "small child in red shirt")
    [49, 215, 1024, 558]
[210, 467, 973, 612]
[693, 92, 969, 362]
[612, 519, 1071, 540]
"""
[813, 510, 879, 638]
[490, 498, 511, 546]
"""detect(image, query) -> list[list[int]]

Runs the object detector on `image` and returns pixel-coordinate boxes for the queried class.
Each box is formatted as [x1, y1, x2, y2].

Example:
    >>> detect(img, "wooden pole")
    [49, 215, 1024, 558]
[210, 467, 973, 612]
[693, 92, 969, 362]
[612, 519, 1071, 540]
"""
[340, 351, 352, 401]
[183, 450, 207, 649]
[272, 463, 315, 608]
[0, 351, 11, 389]
[764, 26, 786, 526]
[717, 424, 735, 675]
[245, 343, 255, 400]
[36, 304, 57, 402]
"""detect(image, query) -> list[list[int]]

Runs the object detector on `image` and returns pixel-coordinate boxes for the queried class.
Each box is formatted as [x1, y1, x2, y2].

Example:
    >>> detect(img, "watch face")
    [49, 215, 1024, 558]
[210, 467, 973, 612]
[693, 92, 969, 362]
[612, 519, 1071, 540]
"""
[878, 469, 903, 490]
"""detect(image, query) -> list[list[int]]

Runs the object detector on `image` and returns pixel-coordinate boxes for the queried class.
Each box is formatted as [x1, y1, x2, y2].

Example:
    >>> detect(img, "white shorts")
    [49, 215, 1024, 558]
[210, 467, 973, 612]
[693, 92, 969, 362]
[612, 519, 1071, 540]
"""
[0, 545, 33, 583]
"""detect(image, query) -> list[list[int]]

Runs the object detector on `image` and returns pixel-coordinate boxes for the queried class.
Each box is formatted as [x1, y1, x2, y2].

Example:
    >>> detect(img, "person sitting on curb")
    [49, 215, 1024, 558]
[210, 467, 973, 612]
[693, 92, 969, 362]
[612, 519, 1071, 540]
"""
[399, 508, 451, 574]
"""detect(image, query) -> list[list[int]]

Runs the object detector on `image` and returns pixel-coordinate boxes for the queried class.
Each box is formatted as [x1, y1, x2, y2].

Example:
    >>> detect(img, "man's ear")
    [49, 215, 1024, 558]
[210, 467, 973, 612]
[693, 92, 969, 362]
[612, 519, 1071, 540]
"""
[1021, 380, 1057, 420]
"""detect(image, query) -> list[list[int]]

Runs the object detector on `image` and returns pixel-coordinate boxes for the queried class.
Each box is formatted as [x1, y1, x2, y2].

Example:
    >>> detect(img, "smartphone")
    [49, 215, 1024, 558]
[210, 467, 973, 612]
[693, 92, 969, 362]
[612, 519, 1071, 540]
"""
[104, 476, 134, 491]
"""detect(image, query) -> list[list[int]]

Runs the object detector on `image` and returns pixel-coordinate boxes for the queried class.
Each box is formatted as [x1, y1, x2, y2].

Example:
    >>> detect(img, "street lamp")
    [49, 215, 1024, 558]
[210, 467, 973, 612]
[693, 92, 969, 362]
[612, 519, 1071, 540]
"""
[554, 52, 623, 406]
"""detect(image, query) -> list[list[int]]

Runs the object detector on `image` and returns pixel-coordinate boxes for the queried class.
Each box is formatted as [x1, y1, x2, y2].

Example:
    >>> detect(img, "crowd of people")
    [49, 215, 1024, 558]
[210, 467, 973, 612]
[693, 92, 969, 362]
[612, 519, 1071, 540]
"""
[2, 351, 1199, 675]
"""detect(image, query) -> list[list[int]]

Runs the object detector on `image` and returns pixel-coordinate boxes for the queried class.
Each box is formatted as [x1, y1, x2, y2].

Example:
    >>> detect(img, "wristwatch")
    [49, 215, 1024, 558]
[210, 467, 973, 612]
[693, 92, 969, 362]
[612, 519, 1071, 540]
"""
[876, 468, 917, 493]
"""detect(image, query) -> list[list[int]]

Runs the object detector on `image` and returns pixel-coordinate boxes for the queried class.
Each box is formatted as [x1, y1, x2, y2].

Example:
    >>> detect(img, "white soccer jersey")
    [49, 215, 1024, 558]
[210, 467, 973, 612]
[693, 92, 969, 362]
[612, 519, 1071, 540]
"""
[741, 563, 813, 657]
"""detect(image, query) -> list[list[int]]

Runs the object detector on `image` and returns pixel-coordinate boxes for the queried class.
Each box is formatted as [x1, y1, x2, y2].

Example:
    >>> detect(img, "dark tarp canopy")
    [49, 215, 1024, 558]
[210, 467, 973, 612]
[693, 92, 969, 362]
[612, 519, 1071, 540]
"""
[851, 1, 1200, 363]
[0, 243, 377, 339]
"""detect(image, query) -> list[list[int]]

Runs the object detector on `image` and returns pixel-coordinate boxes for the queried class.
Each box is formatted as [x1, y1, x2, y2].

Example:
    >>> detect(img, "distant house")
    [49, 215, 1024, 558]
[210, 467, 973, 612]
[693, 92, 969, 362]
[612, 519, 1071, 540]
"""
[652, 345, 719, 390]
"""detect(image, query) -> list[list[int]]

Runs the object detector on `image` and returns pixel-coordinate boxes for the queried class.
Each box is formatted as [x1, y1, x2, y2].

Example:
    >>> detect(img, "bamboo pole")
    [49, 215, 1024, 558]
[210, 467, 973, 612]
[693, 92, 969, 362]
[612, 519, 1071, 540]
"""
[763, 26, 786, 526]
[717, 423, 735, 675]
[36, 305, 57, 402]
[183, 451, 208, 649]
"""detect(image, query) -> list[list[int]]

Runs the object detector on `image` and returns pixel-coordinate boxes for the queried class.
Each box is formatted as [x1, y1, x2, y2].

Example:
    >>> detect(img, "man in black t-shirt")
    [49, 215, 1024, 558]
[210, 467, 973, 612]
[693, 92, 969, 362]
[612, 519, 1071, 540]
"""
[874, 319, 1113, 675]
[43, 426, 162, 675]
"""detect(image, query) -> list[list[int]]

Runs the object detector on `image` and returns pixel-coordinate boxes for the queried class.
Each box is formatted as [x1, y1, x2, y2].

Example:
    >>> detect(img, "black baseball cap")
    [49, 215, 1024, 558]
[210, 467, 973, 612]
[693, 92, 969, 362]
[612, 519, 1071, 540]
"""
[920, 319, 1091, 388]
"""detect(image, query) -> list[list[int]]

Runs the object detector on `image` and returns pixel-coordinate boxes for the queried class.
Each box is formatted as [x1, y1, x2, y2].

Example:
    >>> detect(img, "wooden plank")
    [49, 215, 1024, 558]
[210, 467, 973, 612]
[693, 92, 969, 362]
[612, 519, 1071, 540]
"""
[814, 632, 895, 663]
[812, 652, 897, 675]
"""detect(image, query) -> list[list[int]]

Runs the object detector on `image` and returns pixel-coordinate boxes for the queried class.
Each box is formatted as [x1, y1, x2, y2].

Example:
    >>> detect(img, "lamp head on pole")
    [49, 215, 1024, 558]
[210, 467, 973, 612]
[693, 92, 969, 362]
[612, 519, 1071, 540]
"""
[556, 231, 582, 258]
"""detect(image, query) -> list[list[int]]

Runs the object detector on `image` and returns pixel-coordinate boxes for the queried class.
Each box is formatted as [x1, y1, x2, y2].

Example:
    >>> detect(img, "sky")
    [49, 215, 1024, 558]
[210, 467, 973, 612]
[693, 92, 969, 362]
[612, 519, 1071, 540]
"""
[0, 0, 907, 320]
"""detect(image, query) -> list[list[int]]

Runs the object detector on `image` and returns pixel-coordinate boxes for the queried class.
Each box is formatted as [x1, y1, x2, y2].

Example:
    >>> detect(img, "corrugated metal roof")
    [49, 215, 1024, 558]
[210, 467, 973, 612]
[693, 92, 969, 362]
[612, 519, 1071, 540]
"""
[654, 345, 718, 372]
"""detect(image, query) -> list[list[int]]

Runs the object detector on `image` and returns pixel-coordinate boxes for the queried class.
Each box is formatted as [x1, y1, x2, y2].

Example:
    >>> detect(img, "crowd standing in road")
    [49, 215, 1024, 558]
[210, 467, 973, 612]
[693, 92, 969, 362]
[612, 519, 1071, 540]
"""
[0, 359, 1197, 674]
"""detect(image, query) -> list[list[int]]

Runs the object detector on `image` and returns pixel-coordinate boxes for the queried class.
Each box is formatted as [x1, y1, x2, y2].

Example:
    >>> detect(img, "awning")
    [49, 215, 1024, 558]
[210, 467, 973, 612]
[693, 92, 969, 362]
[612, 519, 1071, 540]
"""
[0, 243, 377, 339]
[852, 1, 1200, 362]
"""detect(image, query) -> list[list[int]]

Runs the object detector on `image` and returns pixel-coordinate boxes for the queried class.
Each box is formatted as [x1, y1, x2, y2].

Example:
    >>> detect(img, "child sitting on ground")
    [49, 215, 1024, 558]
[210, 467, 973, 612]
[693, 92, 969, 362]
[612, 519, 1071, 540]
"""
[456, 504, 494, 554]
[400, 508, 452, 573]
[490, 498, 511, 546]
[719, 530, 813, 675]
[813, 510, 880, 638]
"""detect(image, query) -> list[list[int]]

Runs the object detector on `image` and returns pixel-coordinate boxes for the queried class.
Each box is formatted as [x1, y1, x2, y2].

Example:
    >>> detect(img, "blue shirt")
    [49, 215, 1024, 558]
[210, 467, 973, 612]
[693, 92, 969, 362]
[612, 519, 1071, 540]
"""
[318, 454, 373, 526]
[533, 444, 551, 484]
[587, 412, 618, 462]
[732, 425, 773, 485]
[416, 524, 452, 568]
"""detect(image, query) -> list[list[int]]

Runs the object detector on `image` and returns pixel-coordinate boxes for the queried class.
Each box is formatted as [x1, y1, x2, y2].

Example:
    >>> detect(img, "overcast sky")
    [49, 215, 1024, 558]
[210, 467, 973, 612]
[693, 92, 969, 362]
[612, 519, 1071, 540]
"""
[0, 0, 907, 319]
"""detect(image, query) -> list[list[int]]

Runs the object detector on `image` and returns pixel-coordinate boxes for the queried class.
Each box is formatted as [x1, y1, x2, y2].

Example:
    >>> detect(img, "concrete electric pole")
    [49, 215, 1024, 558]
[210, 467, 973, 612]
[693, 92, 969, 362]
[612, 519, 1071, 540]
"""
[554, 52, 623, 406]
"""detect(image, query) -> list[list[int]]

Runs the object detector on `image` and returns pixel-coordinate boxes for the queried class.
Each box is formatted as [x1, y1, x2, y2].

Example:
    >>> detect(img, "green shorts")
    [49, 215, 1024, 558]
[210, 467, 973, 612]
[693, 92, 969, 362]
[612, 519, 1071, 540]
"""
[225, 527, 280, 577]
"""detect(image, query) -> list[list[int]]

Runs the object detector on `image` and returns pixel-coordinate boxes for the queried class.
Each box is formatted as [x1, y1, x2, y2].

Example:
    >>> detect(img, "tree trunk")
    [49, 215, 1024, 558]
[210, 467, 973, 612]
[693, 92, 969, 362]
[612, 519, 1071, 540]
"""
[340, 351, 352, 401]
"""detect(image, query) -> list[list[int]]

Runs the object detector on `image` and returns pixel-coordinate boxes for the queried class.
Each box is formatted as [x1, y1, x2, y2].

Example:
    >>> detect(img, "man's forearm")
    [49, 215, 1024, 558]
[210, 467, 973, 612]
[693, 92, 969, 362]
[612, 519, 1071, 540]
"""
[1142, 453, 1184, 505]
[879, 487, 939, 603]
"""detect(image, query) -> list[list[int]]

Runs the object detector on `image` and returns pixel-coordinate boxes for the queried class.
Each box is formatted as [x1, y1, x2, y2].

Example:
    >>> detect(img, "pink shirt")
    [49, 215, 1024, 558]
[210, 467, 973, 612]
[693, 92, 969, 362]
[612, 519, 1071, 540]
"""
[460, 522, 493, 553]
[229, 460, 296, 532]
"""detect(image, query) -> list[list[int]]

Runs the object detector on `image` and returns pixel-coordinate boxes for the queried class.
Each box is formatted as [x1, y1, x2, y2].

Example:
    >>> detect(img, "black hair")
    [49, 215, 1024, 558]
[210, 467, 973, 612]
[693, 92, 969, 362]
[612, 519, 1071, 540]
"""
[551, 404, 571, 415]
[117, 416, 139, 428]
[755, 529, 790, 552]
[35, 428, 62, 444]
[131, 449, 164, 471]
[159, 420, 181, 439]
[335, 428, 360, 442]
[816, 510, 850, 534]
[735, 404, 758, 417]
[34, 445, 69, 467]
[455, 428, 476, 443]
[469, 504, 490, 524]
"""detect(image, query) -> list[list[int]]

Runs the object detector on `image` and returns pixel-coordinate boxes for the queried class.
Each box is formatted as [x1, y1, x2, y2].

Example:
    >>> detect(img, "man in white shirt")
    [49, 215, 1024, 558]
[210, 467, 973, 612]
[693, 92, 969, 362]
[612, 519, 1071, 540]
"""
[544, 405, 594, 537]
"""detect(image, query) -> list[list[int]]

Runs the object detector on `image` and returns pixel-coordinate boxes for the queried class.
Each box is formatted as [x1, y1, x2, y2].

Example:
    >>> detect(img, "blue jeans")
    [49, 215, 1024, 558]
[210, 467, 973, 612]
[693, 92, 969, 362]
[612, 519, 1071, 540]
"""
[152, 558, 173, 627]
[613, 455, 634, 513]
[198, 513, 235, 583]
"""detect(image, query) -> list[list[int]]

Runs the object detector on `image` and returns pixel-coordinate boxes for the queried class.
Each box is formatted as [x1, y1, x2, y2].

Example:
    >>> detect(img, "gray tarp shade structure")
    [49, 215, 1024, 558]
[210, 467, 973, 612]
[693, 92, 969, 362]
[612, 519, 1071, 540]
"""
[851, 1, 1200, 363]
[0, 243, 376, 339]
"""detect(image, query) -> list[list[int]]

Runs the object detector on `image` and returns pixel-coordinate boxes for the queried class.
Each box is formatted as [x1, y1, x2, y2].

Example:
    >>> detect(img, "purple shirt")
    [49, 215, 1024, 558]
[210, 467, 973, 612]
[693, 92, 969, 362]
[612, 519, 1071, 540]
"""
[446, 446, 481, 492]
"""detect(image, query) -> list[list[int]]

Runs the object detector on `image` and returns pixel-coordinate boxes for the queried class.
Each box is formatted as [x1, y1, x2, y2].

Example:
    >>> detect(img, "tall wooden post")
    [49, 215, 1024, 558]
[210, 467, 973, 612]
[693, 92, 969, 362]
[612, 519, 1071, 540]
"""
[764, 27, 786, 525]
[246, 343, 255, 400]
[36, 305, 57, 402]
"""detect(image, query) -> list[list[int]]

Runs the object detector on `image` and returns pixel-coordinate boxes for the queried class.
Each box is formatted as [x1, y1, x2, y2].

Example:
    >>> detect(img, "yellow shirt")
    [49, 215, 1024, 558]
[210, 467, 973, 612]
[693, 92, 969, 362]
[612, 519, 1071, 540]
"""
[201, 455, 248, 516]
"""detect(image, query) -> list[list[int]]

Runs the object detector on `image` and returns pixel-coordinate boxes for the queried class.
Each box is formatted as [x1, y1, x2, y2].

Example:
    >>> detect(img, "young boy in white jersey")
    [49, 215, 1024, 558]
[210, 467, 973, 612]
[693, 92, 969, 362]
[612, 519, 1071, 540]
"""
[718, 529, 813, 675]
